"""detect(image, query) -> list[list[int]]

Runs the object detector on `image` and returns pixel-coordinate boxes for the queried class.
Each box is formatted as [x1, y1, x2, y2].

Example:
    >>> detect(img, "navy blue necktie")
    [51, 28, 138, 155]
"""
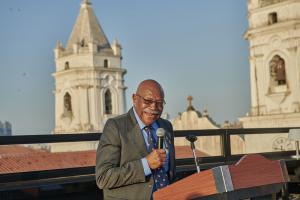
[144, 126, 169, 190]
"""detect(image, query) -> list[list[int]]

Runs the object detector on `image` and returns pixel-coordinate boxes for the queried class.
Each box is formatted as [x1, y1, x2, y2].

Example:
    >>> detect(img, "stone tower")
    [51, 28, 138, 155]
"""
[240, 0, 300, 128]
[53, 0, 127, 134]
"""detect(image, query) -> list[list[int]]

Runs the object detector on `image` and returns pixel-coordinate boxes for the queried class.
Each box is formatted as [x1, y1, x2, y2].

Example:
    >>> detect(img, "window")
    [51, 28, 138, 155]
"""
[63, 93, 73, 118]
[268, 12, 278, 25]
[65, 62, 69, 70]
[105, 90, 112, 114]
[80, 39, 85, 47]
[270, 55, 286, 86]
[104, 59, 108, 68]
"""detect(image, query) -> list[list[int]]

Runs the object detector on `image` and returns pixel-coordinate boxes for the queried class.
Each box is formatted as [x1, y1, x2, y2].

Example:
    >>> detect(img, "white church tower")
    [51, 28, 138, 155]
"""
[53, 0, 126, 134]
[240, 0, 300, 128]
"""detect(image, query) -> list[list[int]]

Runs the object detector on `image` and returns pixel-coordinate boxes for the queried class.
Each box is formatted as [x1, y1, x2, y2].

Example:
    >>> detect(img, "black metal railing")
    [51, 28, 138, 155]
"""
[0, 127, 299, 196]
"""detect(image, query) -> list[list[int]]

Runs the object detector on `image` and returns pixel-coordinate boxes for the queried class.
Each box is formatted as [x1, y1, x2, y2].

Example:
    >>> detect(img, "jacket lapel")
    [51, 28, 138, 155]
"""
[128, 108, 148, 157]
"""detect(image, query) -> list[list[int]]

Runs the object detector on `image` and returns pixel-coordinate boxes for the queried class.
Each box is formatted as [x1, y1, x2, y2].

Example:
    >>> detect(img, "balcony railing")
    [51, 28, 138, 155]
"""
[1, 127, 300, 199]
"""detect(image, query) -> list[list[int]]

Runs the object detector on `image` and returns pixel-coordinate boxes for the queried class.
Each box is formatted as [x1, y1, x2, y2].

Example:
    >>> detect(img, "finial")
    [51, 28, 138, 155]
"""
[113, 39, 121, 46]
[82, 0, 91, 5]
[203, 108, 208, 117]
[186, 95, 195, 111]
[187, 95, 193, 106]
[56, 40, 62, 48]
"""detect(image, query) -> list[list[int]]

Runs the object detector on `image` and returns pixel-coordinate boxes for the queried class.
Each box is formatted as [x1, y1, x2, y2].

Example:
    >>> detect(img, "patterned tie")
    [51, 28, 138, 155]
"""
[144, 126, 154, 152]
[144, 126, 169, 190]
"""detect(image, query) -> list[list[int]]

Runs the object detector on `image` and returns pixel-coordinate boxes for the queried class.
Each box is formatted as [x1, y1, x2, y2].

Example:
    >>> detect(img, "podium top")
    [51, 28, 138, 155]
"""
[154, 154, 289, 200]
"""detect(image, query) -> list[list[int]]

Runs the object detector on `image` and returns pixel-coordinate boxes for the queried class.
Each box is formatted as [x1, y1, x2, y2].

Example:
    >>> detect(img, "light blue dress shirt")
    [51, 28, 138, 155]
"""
[133, 108, 169, 176]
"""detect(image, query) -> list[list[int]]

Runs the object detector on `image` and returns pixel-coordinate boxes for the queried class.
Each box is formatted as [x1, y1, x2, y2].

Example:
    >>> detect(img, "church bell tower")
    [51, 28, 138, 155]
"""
[53, 0, 127, 134]
[240, 0, 300, 128]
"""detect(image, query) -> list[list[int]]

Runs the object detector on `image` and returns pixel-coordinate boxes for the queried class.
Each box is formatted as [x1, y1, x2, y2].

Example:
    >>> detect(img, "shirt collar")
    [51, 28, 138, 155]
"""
[133, 107, 159, 130]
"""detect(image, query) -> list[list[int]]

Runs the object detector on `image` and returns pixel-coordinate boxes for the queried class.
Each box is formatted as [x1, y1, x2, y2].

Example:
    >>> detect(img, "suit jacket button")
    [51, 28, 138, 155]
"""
[149, 184, 152, 188]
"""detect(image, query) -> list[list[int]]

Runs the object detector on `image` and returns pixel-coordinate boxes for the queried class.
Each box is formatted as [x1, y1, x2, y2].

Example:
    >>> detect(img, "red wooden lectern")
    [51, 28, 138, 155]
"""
[154, 154, 289, 200]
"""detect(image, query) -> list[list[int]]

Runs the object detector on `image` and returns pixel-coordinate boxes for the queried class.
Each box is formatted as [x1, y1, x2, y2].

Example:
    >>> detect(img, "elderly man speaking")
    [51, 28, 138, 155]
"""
[96, 79, 176, 200]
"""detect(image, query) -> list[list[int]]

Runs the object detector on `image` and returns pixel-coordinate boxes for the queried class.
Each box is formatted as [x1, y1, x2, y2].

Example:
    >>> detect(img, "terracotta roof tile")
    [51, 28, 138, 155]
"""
[175, 146, 209, 159]
[0, 145, 208, 174]
[0, 145, 95, 174]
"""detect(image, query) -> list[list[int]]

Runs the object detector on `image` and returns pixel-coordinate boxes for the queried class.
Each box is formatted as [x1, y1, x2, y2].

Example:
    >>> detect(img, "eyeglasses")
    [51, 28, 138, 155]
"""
[135, 94, 166, 107]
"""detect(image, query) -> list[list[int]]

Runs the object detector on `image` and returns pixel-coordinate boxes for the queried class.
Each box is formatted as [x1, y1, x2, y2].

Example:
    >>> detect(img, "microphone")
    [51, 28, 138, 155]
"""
[156, 128, 165, 149]
[186, 134, 201, 173]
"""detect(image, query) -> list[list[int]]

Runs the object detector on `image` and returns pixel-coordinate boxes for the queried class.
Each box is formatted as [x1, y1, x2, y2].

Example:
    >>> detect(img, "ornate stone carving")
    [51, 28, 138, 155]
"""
[260, 0, 287, 7]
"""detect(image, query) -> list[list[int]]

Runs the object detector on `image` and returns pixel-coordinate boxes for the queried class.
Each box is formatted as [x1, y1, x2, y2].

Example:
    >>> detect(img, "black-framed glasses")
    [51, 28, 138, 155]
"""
[135, 94, 166, 107]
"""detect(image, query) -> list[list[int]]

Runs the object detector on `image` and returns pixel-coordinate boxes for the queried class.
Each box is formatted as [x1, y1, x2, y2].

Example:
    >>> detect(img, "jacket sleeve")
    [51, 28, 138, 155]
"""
[168, 120, 176, 183]
[95, 119, 146, 189]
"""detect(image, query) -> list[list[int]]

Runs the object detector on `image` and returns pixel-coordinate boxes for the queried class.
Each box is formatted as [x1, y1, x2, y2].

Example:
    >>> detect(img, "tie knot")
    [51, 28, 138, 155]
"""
[144, 126, 152, 132]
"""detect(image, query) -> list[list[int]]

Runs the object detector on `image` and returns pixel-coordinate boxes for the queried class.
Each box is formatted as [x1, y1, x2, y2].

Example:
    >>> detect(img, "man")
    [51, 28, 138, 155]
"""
[96, 79, 175, 200]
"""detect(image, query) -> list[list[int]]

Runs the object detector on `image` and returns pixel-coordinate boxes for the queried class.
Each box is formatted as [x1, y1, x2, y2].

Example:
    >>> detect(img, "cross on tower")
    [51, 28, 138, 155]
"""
[187, 95, 193, 107]
[186, 95, 195, 111]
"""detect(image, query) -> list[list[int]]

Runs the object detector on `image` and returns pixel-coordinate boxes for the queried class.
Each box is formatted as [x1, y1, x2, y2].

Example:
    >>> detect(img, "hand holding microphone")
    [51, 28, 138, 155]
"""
[146, 128, 166, 169]
[156, 128, 165, 149]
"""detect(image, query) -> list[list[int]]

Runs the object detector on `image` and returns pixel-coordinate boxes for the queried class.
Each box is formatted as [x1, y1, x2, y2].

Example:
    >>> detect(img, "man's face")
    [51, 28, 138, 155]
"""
[133, 86, 165, 126]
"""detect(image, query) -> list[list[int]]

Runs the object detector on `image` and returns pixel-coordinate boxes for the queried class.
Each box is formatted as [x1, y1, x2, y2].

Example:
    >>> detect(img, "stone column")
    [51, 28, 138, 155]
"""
[256, 55, 265, 114]
[116, 73, 126, 114]
[54, 89, 62, 133]
[70, 86, 81, 132]
[288, 45, 299, 112]
[249, 56, 258, 115]
[79, 85, 90, 130]
[90, 85, 100, 131]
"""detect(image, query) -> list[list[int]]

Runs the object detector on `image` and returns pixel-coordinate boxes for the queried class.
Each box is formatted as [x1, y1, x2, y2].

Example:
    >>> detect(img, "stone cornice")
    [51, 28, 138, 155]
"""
[239, 111, 300, 120]
[56, 50, 119, 59]
[249, 0, 299, 13]
[52, 67, 126, 77]
[245, 20, 300, 39]
[77, 85, 93, 89]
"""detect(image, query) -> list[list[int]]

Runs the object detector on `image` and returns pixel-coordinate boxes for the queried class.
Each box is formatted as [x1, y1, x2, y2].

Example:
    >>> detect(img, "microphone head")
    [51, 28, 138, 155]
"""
[156, 128, 165, 137]
[186, 134, 197, 143]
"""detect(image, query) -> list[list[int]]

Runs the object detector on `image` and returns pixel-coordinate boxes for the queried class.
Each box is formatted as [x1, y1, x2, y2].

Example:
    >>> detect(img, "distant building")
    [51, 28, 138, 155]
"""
[52, 0, 126, 152]
[0, 121, 3, 135]
[171, 96, 245, 156]
[239, 0, 300, 153]
[221, 120, 243, 129]
[53, 0, 126, 135]
[0, 121, 12, 136]
[171, 96, 220, 130]
[240, 0, 300, 128]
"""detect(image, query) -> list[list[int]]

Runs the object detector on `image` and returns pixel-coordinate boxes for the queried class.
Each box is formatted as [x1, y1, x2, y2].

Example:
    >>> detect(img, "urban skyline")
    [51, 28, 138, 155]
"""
[0, 0, 249, 135]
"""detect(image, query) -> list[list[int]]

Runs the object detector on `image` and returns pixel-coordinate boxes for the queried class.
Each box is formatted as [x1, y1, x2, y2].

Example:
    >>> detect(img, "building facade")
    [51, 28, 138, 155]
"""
[53, 0, 126, 135]
[51, 0, 126, 152]
[239, 0, 300, 152]
[240, 0, 300, 128]
[171, 96, 245, 156]
[0, 121, 12, 136]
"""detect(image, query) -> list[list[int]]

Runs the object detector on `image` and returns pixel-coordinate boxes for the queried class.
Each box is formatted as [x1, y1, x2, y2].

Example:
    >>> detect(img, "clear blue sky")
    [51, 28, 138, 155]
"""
[0, 0, 249, 135]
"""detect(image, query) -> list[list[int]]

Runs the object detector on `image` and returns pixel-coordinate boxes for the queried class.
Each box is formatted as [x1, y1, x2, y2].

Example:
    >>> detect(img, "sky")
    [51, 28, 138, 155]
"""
[0, 0, 250, 135]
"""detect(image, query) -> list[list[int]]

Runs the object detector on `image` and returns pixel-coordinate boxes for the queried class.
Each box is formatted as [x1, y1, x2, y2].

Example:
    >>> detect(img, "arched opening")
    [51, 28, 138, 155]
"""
[268, 12, 278, 25]
[80, 39, 85, 47]
[65, 61, 69, 70]
[270, 55, 286, 86]
[105, 89, 112, 114]
[104, 59, 108, 68]
[63, 93, 73, 118]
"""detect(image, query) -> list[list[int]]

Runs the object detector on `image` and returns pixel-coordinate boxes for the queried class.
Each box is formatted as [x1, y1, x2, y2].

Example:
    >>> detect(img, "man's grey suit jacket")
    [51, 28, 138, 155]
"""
[96, 108, 176, 200]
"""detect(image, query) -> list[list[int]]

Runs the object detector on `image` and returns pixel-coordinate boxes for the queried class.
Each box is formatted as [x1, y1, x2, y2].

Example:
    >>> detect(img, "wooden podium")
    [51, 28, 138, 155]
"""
[154, 154, 290, 200]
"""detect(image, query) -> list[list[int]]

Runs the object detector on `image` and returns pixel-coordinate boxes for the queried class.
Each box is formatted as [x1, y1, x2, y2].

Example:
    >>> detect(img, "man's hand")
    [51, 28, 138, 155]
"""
[146, 149, 166, 169]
